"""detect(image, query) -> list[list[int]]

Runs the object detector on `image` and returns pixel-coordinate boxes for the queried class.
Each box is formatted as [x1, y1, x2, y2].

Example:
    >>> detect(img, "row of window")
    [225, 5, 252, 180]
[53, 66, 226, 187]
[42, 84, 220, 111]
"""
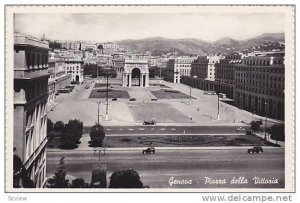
[243, 59, 283, 65]
[236, 67, 284, 73]
[236, 85, 284, 97]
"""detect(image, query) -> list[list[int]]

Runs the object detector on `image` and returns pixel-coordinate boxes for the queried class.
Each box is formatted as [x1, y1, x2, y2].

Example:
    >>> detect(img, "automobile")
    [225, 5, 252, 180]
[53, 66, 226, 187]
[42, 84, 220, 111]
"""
[248, 146, 263, 154]
[236, 127, 246, 132]
[151, 98, 157, 101]
[143, 120, 156, 125]
[129, 98, 136, 101]
[112, 98, 118, 101]
[142, 147, 155, 155]
[55, 93, 60, 96]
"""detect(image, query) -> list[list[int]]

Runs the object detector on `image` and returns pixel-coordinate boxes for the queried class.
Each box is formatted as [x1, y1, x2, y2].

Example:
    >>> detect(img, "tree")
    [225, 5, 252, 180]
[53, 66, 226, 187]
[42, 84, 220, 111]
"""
[60, 119, 83, 148]
[90, 164, 107, 188]
[270, 124, 285, 144]
[109, 169, 144, 188]
[13, 153, 35, 188]
[49, 156, 69, 188]
[89, 124, 105, 147]
[68, 119, 83, 143]
[250, 120, 261, 132]
[71, 178, 86, 188]
[60, 123, 79, 149]
[54, 121, 64, 133]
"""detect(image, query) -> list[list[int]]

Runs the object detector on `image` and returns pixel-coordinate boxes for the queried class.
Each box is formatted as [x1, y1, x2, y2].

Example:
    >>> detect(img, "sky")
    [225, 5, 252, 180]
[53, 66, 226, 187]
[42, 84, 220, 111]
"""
[14, 13, 284, 42]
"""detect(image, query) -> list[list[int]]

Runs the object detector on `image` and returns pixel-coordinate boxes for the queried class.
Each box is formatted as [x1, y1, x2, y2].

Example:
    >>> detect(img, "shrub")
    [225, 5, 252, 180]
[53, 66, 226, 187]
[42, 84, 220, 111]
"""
[270, 124, 285, 144]
[250, 121, 261, 132]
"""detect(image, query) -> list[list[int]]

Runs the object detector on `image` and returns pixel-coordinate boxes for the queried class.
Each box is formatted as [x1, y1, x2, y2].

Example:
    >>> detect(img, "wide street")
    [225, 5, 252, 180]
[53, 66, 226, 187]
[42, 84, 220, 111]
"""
[86, 125, 249, 136]
[47, 148, 284, 188]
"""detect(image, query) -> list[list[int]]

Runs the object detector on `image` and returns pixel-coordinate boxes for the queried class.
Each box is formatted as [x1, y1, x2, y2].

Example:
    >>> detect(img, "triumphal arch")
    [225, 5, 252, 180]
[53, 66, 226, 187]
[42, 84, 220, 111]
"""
[122, 53, 149, 87]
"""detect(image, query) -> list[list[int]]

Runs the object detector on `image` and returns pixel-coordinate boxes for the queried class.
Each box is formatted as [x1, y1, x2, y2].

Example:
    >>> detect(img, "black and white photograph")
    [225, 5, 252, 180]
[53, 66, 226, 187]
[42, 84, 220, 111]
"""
[4, 5, 295, 193]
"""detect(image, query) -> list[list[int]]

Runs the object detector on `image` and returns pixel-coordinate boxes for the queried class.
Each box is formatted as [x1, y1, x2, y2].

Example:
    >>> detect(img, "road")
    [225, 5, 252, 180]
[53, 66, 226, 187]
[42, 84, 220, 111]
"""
[47, 148, 284, 188]
[83, 125, 249, 135]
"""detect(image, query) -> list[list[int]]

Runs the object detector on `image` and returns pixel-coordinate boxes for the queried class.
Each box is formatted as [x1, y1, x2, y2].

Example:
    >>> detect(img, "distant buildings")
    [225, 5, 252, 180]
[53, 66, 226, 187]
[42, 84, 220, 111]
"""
[48, 59, 72, 107]
[65, 60, 84, 83]
[165, 57, 196, 83]
[14, 33, 50, 187]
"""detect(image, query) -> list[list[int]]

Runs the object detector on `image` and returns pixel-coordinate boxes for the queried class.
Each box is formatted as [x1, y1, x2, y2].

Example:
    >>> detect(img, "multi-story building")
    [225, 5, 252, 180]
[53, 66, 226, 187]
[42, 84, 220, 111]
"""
[14, 33, 50, 187]
[191, 56, 209, 79]
[65, 60, 84, 83]
[165, 57, 196, 83]
[48, 59, 72, 107]
[234, 52, 285, 120]
[214, 53, 242, 98]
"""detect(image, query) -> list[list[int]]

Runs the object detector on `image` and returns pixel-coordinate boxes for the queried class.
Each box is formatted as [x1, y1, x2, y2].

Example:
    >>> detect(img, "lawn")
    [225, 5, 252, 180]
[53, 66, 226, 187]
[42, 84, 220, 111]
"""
[89, 89, 130, 99]
[103, 134, 278, 147]
[151, 89, 192, 99]
[128, 102, 193, 123]
[47, 134, 279, 149]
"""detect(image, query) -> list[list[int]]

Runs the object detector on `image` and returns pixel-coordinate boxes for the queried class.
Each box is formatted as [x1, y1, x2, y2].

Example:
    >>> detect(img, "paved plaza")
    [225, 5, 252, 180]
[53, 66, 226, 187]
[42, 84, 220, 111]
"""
[48, 78, 279, 127]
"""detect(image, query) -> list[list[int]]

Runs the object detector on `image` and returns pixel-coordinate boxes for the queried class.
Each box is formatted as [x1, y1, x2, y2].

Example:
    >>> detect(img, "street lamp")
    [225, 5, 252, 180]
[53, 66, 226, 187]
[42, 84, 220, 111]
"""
[103, 68, 110, 121]
[96, 101, 101, 124]
[264, 101, 268, 140]
[217, 92, 220, 120]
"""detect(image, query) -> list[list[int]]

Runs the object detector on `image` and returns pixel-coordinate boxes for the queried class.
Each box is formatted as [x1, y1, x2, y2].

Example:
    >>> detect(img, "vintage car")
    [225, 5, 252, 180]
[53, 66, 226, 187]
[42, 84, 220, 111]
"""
[142, 147, 155, 155]
[248, 146, 263, 154]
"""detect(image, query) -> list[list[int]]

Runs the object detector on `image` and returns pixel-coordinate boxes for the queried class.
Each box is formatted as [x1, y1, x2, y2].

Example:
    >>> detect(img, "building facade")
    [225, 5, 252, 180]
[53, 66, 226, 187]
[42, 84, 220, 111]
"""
[214, 54, 242, 98]
[165, 57, 196, 83]
[65, 60, 84, 83]
[48, 59, 72, 107]
[14, 33, 50, 187]
[234, 52, 285, 120]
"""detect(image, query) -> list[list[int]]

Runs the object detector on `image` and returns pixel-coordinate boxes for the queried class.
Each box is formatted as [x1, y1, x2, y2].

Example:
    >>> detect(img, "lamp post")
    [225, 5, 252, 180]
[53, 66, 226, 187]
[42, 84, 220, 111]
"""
[217, 92, 220, 120]
[103, 68, 110, 121]
[264, 101, 268, 140]
[189, 86, 192, 105]
[96, 65, 99, 83]
[96, 101, 101, 124]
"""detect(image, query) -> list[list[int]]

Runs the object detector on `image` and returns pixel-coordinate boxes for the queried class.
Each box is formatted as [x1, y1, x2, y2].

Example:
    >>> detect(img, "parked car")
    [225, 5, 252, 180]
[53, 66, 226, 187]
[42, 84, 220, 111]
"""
[143, 147, 155, 155]
[236, 127, 246, 132]
[143, 120, 156, 125]
[55, 93, 60, 96]
[248, 146, 263, 154]
[112, 98, 118, 101]
[129, 98, 136, 101]
[151, 98, 157, 101]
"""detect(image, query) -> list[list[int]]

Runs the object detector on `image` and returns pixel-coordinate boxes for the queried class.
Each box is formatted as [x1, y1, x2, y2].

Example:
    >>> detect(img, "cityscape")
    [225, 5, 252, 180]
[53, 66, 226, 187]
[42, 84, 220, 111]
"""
[12, 12, 285, 189]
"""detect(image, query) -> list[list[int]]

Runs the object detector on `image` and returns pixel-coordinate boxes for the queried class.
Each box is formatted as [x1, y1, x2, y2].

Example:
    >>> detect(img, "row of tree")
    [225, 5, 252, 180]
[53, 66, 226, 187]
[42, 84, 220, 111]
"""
[48, 119, 106, 148]
[84, 64, 117, 78]
[47, 156, 145, 188]
[250, 120, 285, 143]
[47, 119, 83, 149]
